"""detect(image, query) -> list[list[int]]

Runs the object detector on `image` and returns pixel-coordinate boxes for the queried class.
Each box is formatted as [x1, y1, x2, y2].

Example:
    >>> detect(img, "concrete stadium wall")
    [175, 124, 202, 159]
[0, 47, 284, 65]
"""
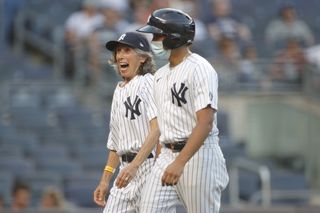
[220, 93, 320, 188]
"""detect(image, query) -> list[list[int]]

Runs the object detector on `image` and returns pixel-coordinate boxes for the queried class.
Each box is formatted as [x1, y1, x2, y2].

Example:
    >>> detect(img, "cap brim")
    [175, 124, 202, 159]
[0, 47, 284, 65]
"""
[105, 41, 118, 51]
[137, 25, 163, 34]
[105, 40, 135, 51]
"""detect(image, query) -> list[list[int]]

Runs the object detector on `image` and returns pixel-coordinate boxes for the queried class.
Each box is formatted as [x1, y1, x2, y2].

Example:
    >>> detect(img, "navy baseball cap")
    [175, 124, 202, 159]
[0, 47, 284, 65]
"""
[105, 32, 151, 52]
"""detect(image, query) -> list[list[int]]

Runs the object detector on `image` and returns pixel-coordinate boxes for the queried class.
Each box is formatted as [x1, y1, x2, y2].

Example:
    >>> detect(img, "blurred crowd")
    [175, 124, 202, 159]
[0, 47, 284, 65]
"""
[3, 0, 319, 89]
[0, 181, 72, 211]
[1, 0, 320, 210]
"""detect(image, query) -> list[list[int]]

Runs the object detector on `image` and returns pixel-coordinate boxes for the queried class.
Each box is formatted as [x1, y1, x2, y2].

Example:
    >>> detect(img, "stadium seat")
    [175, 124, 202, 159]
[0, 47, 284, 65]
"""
[72, 145, 107, 172]
[0, 146, 24, 158]
[1, 133, 40, 156]
[9, 107, 52, 130]
[64, 173, 101, 207]
[0, 172, 14, 205]
[33, 144, 69, 162]
[217, 111, 230, 137]
[37, 159, 82, 176]
[0, 157, 35, 175]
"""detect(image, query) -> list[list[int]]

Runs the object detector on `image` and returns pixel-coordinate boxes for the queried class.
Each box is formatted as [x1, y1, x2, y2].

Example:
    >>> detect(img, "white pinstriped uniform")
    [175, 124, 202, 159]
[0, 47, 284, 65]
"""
[104, 73, 157, 213]
[140, 53, 229, 213]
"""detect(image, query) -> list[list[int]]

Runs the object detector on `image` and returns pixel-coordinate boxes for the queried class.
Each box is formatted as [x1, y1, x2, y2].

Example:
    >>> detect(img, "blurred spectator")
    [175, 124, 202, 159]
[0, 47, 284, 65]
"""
[3, 0, 26, 46]
[88, 0, 129, 86]
[204, 0, 251, 45]
[39, 187, 65, 209]
[270, 38, 309, 83]
[11, 182, 32, 211]
[238, 44, 261, 82]
[147, 0, 170, 11]
[124, 2, 152, 40]
[64, 0, 104, 80]
[97, 0, 130, 33]
[265, 3, 315, 50]
[310, 194, 320, 206]
[305, 44, 320, 70]
[99, 0, 129, 11]
[212, 36, 240, 89]
[171, 0, 213, 57]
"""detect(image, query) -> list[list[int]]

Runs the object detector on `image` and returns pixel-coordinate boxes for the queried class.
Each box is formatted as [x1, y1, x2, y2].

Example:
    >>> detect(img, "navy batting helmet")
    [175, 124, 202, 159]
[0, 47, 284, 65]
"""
[137, 8, 195, 49]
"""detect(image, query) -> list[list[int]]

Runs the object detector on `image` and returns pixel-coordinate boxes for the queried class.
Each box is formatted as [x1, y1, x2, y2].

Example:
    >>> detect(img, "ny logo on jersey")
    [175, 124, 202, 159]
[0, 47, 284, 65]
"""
[171, 83, 188, 107]
[124, 95, 141, 120]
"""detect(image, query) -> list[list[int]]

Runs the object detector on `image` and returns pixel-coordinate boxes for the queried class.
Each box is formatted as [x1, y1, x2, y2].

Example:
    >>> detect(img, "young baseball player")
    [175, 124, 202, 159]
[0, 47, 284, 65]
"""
[120, 8, 229, 213]
[93, 32, 159, 213]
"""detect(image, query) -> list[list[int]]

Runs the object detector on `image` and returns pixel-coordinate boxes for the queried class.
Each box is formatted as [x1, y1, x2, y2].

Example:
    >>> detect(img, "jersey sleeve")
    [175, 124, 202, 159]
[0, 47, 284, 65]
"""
[192, 61, 218, 112]
[65, 13, 77, 31]
[140, 74, 157, 121]
[106, 92, 119, 151]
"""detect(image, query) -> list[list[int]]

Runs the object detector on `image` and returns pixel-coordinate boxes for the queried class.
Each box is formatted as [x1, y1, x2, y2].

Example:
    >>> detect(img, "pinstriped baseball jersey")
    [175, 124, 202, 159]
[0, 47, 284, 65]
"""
[154, 53, 219, 144]
[140, 53, 229, 213]
[107, 73, 157, 156]
[104, 73, 157, 213]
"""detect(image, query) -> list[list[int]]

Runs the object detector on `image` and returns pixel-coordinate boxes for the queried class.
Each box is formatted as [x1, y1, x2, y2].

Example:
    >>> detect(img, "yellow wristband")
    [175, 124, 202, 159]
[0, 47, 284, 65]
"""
[104, 165, 115, 173]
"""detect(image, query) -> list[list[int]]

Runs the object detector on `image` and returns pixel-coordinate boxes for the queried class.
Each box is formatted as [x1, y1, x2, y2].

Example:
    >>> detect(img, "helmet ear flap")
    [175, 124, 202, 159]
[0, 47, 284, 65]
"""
[163, 34, 186, 49]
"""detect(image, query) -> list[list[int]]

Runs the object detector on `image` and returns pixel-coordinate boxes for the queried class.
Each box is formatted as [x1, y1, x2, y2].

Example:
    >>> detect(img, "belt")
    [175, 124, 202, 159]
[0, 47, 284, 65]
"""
[121, 152, 153, 163]
[164, 141, 187, 152]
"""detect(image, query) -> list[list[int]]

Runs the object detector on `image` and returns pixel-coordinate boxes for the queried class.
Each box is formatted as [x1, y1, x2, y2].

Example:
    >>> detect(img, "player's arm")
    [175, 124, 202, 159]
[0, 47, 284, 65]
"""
[116, 118, 160, 188]
[162, 106, 214, 186]
[93, 150, 120, 206]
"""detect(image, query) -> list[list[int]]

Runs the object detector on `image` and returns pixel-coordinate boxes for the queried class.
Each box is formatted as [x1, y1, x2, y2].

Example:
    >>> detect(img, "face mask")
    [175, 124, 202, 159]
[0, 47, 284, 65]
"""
[150, 41, 171, 61]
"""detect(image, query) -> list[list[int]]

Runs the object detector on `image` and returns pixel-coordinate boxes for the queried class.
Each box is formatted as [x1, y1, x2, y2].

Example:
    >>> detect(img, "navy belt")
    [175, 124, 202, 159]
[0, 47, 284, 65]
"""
[121, 152, 153, 163]
[164, 141, 187, 152]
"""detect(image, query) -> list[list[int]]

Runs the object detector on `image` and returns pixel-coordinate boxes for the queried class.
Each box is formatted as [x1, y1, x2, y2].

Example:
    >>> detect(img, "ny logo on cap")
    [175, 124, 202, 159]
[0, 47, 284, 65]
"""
[118, 33, 126, 41]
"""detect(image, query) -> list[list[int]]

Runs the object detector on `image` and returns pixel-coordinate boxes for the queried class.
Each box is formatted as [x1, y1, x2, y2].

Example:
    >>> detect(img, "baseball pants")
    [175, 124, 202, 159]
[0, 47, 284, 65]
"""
[103, 158, 154, 213]
[140, 138, 229, 213]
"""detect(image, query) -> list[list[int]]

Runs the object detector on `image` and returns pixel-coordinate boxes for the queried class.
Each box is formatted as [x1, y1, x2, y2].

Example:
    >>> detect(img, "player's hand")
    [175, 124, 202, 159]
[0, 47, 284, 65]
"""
[115, 163, 138, 188]
[93, 182, 108, 207]
[161, 160, 184, 186]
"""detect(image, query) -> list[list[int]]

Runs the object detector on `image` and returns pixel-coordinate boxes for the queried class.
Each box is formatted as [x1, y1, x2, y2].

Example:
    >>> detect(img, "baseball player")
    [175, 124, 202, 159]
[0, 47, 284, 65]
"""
[93, 32, 159, 213]
[134, 8, 229, 213]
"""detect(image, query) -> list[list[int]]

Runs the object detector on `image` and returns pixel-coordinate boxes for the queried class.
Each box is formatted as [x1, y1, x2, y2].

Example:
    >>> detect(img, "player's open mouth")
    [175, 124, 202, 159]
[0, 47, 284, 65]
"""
[119, 63, 129, 70]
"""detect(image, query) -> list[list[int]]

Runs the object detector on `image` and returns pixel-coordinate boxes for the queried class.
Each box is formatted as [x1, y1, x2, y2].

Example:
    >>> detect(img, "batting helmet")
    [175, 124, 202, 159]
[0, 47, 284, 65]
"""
[137, 8, 195, 49]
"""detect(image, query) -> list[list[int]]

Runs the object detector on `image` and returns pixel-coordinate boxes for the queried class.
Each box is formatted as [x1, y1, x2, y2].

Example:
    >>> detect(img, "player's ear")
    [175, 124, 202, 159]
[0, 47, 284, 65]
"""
[139, 55, 147, 64]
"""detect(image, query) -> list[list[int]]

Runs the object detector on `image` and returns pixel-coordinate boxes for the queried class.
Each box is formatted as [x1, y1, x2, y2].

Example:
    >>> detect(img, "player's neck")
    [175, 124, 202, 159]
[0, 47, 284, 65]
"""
[169, 47, 191, 68]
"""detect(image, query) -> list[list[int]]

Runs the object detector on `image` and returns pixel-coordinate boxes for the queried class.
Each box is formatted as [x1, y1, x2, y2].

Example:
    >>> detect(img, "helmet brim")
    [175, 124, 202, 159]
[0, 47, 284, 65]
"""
[137, 25, 164, 34]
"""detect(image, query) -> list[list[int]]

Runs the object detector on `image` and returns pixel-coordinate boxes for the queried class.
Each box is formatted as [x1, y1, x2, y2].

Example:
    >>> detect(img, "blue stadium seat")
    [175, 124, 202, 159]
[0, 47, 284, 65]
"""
[33, 144, 69, 162]
[37, 159, 82, 176]
[0, 122, 16, 136]
[1, 133, 40, 156]
[217, 111, 230, 137]
[220, 141, 247, 168]
[45, 87, 77, 109]
[72, 145, 107, 172]
[55, 106, 95, 129]
[9, 89, 42, 108]
[270, 170, 308, 191]
[64, 173, 101, 207]
[0, 146, 24, 158]
[0, 157, 35, 175]
[0, 172, 14, 206]
[238, 170, 261, 201]
[9, 107, 52, 130]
